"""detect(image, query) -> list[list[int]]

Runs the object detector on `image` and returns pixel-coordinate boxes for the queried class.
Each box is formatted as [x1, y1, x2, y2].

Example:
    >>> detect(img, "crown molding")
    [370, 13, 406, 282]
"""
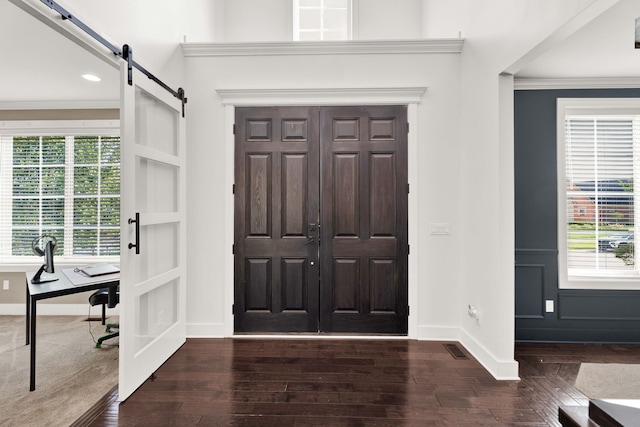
[514, 77, 640, 90]
[182, 39, 464, 57]
[215, 87, 427, 106]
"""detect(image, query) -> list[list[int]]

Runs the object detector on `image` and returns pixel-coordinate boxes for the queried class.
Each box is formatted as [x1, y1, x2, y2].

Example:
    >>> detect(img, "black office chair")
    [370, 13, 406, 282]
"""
[88, 287, 119, 348]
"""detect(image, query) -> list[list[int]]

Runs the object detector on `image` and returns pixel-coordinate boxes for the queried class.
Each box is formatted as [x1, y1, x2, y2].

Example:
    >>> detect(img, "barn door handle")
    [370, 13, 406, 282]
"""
[128, 212, 140, 254]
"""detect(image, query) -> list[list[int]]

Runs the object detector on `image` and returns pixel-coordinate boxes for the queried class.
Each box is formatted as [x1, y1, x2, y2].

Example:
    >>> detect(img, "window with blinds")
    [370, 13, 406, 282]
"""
[294, 0, 351, 41]
[558, 99, 640, 288]
[0, 122, 119, 261]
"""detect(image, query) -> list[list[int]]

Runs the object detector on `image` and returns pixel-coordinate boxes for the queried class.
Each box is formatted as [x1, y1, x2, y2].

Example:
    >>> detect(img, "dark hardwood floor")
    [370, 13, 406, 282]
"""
[81, 339, 640, 426]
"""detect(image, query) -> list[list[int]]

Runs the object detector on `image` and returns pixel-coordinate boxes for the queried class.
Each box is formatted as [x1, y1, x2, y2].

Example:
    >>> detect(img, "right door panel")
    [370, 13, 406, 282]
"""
[320, 106, 408, 334]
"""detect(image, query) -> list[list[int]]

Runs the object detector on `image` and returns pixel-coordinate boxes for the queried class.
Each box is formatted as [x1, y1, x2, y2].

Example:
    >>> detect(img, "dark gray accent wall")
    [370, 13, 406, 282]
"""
[515, 88, 640, 343]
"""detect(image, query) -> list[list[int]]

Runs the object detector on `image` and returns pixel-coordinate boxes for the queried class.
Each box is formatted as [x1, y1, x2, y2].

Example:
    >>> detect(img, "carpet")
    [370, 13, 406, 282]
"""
[0, 315, 118, 427]
[575, 363, 640, 399]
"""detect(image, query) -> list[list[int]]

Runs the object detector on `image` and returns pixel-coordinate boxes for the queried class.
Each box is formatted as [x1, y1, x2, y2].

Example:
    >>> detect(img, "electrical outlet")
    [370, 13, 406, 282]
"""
[545, 300, 554, 313]
[468, 304, 480, 321]
[2, 280, 9, 290]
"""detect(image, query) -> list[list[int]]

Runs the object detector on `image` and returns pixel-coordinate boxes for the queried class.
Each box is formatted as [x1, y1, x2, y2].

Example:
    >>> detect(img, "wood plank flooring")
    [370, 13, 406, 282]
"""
[83, 339, 640, 426]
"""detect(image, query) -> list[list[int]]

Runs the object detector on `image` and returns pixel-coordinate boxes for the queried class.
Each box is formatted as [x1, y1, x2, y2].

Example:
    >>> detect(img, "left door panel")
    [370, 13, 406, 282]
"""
[234, 107, 320, 332]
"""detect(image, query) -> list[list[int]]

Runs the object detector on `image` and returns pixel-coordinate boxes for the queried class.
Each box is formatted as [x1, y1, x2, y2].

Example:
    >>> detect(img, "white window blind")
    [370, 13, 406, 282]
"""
[559, 103, 640, 287]
[0, 121, 119, 262]
[294, 0, 351, 41]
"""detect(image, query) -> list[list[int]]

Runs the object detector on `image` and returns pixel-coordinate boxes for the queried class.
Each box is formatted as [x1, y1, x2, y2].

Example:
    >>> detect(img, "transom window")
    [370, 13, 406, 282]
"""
[557, 99, 640, 289]
[0, 120, 120, 264]
[294, 0, 352, 41]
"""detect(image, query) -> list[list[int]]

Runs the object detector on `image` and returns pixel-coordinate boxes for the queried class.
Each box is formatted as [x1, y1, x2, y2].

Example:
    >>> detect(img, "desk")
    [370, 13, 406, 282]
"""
[25, 269, 119, 391]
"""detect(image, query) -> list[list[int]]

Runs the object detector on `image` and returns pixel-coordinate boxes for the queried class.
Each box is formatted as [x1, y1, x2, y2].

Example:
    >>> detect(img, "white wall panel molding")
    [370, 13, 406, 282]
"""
[182, 39, 463, 57]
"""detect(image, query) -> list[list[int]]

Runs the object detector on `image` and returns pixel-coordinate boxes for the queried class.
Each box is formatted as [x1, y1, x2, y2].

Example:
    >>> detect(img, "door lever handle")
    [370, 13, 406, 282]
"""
[304, 238, 316, 245]
[128, 212, 140, 255]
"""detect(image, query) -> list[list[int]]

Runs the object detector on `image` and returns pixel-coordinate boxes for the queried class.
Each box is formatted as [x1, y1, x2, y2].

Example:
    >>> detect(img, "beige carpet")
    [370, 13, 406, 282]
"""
[575, 363, 640, 399]
[0, 315, 118, 427]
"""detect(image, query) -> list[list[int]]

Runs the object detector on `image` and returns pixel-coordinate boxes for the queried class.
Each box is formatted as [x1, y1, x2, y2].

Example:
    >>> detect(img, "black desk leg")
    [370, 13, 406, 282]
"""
[25, 281, 30, 345]
[29, 298, 36, 391]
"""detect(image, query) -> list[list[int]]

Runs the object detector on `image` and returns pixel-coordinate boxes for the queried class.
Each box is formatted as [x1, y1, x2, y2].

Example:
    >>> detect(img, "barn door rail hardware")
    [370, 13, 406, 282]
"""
[40, 0, 187, 116]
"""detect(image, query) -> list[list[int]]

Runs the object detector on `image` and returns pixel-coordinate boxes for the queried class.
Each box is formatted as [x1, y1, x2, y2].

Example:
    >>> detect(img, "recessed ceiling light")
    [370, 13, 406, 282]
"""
[82, 74, 101, 82]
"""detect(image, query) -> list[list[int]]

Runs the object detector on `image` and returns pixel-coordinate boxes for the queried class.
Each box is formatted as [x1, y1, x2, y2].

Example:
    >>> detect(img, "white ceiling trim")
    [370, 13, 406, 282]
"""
[0, 100, 120, 110]
[514, 77, 640, 90]
[215, 87, 428, 106]
[183, 39, 463, 57]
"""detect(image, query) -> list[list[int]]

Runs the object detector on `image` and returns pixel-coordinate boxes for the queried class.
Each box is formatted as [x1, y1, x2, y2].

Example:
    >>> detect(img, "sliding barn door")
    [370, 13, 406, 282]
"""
[119, 64, 187, 400]
[234, 105, 407, 334]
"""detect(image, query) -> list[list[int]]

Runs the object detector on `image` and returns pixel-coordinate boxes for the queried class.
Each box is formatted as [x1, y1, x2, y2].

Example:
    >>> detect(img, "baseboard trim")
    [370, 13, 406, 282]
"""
[417, 325, 520, 380]
[459, 329, 520, 380]
[186, 322, 226, 337]
[0, 303, 119, 316]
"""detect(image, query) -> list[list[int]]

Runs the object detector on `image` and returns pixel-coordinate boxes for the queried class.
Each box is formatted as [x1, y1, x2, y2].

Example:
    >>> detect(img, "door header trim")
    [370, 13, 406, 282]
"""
[216, 87, 427, 106]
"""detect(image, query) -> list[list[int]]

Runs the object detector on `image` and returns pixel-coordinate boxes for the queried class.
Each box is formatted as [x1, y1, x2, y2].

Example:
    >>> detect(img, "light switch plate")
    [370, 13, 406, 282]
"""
[430, 223, 450, 235]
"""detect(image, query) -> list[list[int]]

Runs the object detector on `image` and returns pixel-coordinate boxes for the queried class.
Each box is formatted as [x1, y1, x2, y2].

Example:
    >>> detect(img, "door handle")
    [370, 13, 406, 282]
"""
[128, 212, 140, 255]
[304, 223, 319, 246]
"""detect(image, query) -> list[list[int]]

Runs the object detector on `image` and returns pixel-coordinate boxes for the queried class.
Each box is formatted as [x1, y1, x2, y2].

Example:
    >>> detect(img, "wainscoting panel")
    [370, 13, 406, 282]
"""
[515, 248, 640, 342]
[559, 292, 640, 321]
[515, 264, 545, 319]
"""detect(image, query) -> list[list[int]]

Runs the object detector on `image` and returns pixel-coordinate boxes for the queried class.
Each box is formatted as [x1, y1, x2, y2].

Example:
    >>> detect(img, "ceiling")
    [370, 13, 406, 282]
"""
[0, 0, 118, 105]
[0, 0, 638, 106]
[515, 0, 640, 80]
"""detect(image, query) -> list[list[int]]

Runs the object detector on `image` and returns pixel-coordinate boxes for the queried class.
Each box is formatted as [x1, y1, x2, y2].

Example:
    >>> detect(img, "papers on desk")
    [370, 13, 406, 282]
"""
[63, 265, 120, 286]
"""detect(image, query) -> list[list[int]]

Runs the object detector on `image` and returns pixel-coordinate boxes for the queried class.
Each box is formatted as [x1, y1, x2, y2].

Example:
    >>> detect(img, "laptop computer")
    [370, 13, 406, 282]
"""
[78, 264, 120, 277]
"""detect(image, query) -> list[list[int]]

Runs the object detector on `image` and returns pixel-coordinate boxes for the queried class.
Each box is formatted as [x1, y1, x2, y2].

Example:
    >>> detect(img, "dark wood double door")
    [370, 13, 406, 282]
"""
[234, 106, 408, 334]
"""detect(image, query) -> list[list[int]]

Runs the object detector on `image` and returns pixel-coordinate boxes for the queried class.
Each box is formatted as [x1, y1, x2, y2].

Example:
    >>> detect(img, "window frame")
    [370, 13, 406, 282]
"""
[557, 98, 640, 290]
[293, 0, 354, 41]
[0, 119, 120, 272]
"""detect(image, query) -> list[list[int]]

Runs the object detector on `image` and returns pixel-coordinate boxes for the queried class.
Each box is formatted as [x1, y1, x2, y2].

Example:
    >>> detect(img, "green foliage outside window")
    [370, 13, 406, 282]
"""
[7, 135, 120, 257]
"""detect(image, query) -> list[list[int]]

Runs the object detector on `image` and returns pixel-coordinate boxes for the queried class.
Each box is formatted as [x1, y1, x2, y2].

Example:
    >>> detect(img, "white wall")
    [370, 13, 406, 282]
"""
[183, 49, 464, 342]
[210, 0, 424, 42]
[428, 0, 604, 375]
[215, 0, 292, 42]
[356, 0, 423, 40]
